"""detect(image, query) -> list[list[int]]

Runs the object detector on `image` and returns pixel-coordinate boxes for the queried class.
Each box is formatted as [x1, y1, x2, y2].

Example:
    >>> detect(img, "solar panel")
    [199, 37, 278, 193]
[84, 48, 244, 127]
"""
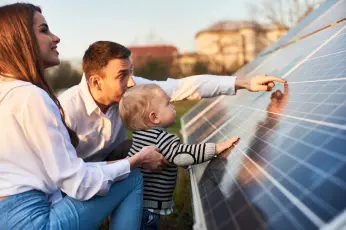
[182, 20, 345, 144]
[181, 98, 221, 127]
[258, 0, 343, 57]
[294, 0, 346, 38]
[182, 0, 346, 229]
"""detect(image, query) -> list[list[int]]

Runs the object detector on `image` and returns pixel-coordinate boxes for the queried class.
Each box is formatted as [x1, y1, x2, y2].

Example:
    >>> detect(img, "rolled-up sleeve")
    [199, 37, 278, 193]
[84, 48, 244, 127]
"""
[21, 88, 131, 200]
[133, 75, 237, 101]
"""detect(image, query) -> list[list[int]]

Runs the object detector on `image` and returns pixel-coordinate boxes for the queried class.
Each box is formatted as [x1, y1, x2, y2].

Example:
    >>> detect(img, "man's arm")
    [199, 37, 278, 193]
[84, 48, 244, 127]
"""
[133, 75, 236, 101]
[234, 74, 287, 92]
[133, 74, 286, 102]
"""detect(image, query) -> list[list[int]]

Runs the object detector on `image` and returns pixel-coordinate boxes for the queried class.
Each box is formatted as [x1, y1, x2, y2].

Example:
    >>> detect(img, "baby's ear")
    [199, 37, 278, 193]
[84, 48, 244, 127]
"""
[149, 111, 160, 124]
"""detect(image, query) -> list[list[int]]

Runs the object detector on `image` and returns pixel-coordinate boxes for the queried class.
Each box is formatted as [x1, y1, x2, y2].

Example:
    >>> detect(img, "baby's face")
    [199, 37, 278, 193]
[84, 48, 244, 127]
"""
[153, 92, 176, 128]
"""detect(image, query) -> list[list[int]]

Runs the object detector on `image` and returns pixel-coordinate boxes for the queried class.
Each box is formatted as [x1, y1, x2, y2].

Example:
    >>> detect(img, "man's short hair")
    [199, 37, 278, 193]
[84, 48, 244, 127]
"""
[82, 41, 131, 80]
[119, 84, 166, 131]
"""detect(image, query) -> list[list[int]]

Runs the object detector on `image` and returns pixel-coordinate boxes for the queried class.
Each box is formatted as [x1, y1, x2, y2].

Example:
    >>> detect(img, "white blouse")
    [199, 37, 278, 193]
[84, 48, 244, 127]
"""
[0, 79, 130, 205]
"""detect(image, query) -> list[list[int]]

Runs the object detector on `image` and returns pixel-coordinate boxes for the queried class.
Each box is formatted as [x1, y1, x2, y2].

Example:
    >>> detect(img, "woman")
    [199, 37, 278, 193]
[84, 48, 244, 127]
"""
[0, 3, 167, 229]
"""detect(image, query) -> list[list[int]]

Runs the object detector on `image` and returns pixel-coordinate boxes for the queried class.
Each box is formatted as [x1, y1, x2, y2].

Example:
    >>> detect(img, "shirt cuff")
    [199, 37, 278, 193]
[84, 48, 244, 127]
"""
[101, 159, 131, 183]
[85, 161, 107, 167]
[204, 143, 217, 160]
[219, 76, 237, 95]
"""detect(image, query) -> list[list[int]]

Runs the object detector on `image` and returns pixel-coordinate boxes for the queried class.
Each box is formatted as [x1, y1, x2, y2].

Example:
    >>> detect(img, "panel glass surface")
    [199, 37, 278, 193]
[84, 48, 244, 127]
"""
[183, 4, 346, 229]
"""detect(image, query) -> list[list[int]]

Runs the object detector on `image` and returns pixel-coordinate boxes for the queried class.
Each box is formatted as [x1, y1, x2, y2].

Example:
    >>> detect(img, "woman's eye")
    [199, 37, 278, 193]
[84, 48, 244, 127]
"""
[41, 29, 49, 34]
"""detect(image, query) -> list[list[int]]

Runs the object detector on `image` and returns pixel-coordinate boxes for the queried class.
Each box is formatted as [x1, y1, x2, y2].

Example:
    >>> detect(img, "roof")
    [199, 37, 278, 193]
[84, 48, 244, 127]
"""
[196, 20, 287, 37]
[176, 52, 209, 58]
[128, 45, 178, 57]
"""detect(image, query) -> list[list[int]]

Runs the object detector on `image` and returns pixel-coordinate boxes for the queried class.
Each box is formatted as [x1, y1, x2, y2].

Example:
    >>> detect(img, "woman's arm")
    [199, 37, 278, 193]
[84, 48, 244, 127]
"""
[21, 87, 132, 200]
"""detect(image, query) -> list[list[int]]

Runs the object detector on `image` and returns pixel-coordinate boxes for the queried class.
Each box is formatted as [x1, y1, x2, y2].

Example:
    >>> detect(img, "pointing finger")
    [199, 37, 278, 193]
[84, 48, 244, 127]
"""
[262, 76, 286, 84]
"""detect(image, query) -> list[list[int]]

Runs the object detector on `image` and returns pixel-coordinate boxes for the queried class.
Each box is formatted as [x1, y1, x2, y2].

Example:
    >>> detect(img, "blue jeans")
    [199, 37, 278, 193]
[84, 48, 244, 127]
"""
[140, 210, 160, 230]
[0, 168, 143, 230]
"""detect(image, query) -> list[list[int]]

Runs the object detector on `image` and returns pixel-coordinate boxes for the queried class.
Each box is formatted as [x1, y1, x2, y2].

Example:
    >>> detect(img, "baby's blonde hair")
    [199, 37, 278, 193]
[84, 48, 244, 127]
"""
[119, 84, 167, 131]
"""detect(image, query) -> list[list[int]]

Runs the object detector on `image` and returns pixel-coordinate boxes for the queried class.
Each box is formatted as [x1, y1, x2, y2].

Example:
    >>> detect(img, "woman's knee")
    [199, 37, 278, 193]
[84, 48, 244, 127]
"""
[108, 168, 143, 193]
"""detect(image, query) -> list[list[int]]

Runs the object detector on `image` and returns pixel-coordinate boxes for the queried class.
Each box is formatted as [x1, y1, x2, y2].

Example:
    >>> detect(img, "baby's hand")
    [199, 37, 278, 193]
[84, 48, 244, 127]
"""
[215, 136, 240, 158]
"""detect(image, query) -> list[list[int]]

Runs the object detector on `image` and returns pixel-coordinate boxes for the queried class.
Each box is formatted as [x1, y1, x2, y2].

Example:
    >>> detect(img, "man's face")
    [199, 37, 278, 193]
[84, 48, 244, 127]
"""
[100, 58, 135, 104]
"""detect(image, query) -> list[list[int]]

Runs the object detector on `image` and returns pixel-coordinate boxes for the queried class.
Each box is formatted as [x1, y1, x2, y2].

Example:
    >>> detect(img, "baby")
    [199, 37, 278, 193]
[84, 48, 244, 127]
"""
[119, 84, 239, 229]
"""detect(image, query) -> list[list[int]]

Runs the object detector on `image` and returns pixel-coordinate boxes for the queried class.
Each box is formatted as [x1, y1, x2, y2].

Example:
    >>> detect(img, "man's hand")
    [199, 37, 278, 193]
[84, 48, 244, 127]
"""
[235, 74, 287, 92]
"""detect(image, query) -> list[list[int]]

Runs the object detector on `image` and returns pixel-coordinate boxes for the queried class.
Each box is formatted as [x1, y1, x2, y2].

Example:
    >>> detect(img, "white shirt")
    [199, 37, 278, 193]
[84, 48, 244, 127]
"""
[59, 75, 237, 162]
[0, 79, 131, 205]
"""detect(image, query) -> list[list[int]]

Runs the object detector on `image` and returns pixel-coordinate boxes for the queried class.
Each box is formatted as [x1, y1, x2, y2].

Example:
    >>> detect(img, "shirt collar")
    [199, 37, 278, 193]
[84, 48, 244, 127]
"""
[152, 127, 167, 131]
[79, 74, 100, 116]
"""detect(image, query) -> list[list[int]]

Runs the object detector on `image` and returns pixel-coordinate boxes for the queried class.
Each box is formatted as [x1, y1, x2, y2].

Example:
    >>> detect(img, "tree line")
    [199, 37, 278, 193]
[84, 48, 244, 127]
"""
[46, 59, 237, 93]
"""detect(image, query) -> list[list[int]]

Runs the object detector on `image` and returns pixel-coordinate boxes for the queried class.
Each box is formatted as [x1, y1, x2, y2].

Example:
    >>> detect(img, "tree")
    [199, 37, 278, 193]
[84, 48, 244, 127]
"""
[192, 61, 209, 75]
[134, 59, 171, 81]
[46, 61, 82, 93]
[247, 0, 323, 29]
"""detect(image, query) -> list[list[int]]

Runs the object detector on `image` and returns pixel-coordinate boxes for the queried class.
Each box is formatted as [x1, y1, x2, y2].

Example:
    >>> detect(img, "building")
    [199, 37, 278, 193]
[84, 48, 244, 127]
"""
[174, 52, 209, 76]
[128, 45, 178, 68]
[177, 20, 287, 75]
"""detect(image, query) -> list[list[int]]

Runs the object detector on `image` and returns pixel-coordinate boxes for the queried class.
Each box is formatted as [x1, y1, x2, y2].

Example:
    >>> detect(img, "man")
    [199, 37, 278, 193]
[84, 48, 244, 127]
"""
[59, 41, 286, 163]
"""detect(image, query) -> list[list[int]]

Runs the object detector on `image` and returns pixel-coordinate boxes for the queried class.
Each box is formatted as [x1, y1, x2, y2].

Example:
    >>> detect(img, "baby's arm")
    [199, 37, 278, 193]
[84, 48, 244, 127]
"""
[156, 131, 239, 166]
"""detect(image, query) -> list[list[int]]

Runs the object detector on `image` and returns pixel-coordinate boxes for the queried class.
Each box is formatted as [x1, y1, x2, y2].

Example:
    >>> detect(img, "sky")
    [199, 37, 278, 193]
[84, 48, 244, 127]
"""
[0, 0, 250, 60]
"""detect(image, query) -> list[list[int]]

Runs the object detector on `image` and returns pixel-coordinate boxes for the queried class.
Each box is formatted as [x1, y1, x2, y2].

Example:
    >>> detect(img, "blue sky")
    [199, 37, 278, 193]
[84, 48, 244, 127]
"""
[0, 0, 249, 60]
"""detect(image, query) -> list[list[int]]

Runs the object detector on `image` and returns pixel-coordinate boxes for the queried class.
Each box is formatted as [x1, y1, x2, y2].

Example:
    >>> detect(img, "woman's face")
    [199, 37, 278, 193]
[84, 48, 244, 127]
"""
[33, 11, 60, 69]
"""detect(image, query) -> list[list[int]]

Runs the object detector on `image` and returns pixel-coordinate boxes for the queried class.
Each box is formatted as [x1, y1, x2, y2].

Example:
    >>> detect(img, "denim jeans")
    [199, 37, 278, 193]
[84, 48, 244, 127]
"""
[140, 210, 160, 230]
[0, 168, 143, 230]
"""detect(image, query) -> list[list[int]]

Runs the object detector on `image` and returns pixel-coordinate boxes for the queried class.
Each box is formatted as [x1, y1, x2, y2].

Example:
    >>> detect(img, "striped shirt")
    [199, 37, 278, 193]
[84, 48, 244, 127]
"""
[128, 128, 216, 213]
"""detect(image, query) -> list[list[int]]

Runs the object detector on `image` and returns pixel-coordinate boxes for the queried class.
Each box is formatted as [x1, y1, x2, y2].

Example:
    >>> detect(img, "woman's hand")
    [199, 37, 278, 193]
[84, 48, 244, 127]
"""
[128, 146, 169, 170]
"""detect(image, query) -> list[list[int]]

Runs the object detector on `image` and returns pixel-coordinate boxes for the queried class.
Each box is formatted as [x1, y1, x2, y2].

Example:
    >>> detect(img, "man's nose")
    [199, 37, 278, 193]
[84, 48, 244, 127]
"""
[127, 75, 136, 88]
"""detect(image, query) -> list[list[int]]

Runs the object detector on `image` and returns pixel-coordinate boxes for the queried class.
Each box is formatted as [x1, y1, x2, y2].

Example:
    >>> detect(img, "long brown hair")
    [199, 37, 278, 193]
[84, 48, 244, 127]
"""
[0, 3, 79, 147]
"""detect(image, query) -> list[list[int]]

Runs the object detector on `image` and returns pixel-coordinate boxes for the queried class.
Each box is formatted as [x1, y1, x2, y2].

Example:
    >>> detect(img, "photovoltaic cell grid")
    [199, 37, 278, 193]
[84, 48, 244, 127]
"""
[183, 21, 345, 145]
[182, 1, 345, 122]
[181, 98, 221, 127]
[182, 1, 346, 229]
[183, 3, 346, 136]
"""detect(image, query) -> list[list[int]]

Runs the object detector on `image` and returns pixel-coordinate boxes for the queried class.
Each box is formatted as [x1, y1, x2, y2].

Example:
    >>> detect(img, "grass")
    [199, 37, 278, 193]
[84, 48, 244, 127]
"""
[160, 100, 198, 230]
[102, 100, 199, 230]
